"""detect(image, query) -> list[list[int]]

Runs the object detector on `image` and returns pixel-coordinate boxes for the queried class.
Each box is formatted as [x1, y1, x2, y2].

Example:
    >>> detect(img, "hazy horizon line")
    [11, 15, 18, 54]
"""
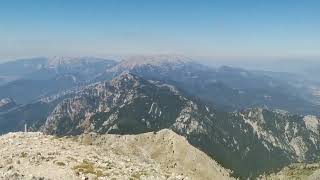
[1, 54, 319, 63]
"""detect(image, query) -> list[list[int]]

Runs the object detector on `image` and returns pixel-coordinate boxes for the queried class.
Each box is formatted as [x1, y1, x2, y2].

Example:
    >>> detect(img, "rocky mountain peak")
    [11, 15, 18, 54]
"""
[123, 54, 192, 66]
[107, 55, 194, 73]
[110, 72, 142, 87]
[120, 71, 140, 79]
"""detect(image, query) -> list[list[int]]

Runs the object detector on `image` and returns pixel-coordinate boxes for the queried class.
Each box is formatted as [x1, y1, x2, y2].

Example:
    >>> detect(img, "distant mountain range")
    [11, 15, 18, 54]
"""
[0, 56, 116, 79]
[0, 56, 319, 179]
[103, 55, 320, 115]
[1, 55, 319, 114]
[0, 57, 116, 104]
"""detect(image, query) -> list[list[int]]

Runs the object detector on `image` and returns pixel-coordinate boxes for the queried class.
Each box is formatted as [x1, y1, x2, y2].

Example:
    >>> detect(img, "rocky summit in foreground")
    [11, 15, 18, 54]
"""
[0, 129, 233, 180]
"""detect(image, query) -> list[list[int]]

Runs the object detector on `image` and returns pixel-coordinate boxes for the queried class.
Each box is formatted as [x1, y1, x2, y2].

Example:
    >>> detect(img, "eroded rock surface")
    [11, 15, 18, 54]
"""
[0, 130, 233, 180]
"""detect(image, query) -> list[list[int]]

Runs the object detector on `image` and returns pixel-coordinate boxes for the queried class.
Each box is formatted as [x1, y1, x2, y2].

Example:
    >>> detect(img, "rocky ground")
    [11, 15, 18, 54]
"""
[0, 129, 233, 180]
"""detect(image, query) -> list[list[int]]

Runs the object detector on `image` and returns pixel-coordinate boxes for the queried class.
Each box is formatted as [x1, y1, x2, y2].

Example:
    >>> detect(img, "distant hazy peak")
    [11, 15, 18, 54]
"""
[0, 98, 15, 107]
[46, 56, 113, 68]
[108, 55, 194, 72]
[123, 54, 192, 63]
[0, 97, 13, 104]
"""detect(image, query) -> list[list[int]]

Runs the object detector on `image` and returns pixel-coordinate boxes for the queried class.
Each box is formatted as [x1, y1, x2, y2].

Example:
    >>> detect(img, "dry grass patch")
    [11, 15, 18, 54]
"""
[72, 160, 104, 177]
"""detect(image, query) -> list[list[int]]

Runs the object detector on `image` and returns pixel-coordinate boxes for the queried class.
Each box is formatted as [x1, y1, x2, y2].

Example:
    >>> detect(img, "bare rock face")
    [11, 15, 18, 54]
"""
[239, 108, 320, 162]
[0, 130, 233, 180]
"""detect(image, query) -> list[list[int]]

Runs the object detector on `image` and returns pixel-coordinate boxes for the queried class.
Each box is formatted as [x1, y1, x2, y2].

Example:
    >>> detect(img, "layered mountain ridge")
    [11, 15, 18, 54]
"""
[38, 72, 320, 178]
[1, 56, 320, 179]
[0, 57, 117, 104]
[103, 56, 320, 115]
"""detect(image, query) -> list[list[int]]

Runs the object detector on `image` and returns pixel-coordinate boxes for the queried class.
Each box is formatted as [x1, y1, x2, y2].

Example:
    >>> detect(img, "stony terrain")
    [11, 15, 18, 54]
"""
[0, 129, 233, 180]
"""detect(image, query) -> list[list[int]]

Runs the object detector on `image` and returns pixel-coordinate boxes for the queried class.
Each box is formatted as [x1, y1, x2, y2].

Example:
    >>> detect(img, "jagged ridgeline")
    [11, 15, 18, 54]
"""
[34, 73, 319, 179]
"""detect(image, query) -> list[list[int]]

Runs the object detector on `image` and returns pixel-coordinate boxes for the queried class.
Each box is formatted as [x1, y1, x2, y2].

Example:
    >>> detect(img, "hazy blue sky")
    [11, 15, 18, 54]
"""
[0, 0, 319, 60]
